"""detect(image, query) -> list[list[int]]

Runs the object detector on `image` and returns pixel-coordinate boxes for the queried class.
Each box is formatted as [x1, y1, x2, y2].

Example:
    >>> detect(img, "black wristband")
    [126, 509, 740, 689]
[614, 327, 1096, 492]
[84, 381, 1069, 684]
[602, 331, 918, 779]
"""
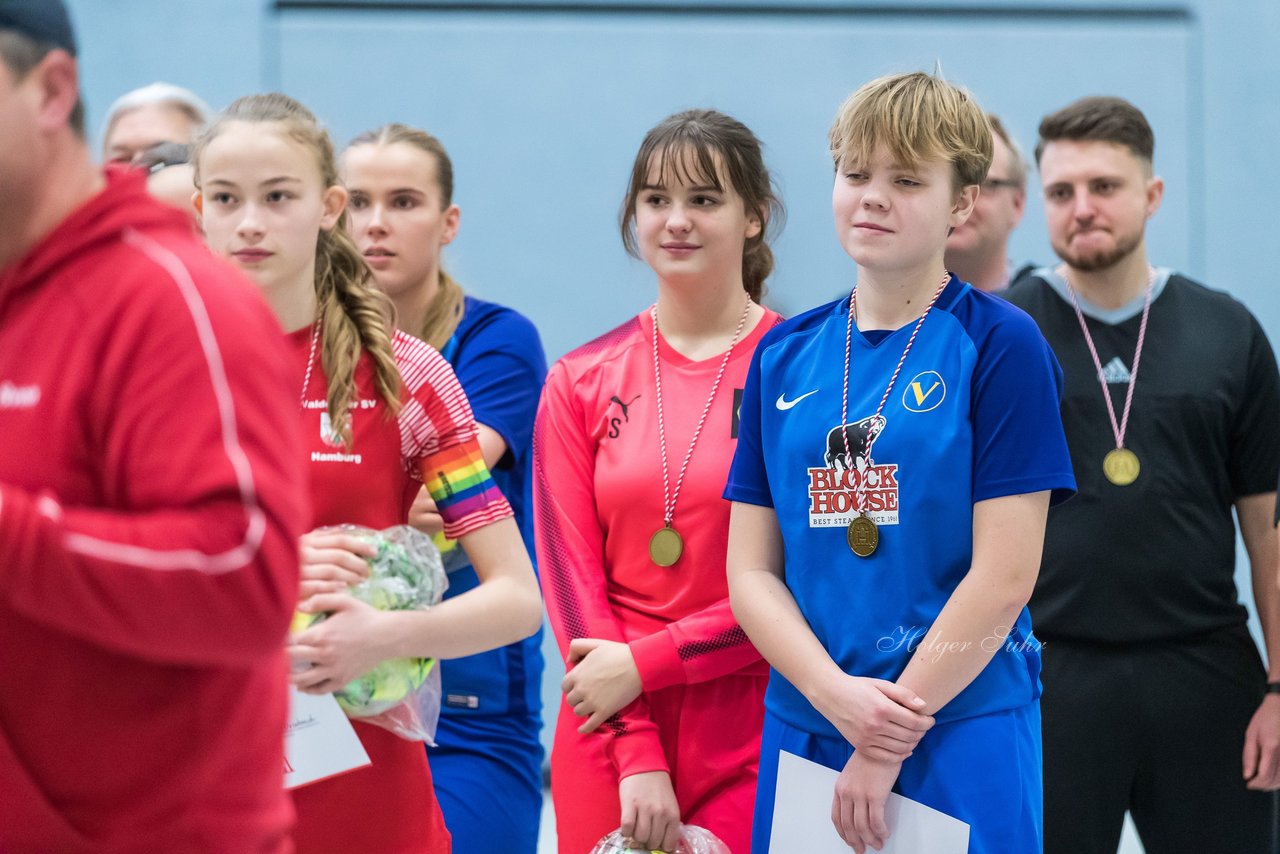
[1268, 682, 1280, 695]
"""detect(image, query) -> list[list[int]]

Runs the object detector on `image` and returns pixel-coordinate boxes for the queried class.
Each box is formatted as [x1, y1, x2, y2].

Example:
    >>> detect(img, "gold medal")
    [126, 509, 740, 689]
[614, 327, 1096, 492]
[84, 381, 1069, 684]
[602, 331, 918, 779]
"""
[649, 525, 684, 567]
[836, 274, 950, 562]
[847, 514, 879, 557]
[1064, 267, 1156, 493]
[650, 299, 752, 572]
[1103, 447, 1140, 486]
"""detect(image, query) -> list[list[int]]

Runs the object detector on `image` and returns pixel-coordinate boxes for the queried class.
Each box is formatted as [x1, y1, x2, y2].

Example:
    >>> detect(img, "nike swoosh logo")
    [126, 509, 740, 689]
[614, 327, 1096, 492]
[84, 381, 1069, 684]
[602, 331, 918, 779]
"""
[776, 389, 819, 410]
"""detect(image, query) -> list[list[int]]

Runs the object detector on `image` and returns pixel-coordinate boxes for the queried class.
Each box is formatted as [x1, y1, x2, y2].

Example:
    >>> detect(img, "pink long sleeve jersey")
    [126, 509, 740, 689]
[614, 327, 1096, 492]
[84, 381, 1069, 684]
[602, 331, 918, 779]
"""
[534, 307, 780, 779]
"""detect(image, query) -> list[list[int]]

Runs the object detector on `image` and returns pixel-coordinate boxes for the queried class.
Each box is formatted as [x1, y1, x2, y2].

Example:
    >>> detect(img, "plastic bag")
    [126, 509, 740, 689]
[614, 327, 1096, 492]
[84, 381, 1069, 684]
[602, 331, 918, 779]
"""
[292, 524, 448, 743]
[589, 825, 730, 854]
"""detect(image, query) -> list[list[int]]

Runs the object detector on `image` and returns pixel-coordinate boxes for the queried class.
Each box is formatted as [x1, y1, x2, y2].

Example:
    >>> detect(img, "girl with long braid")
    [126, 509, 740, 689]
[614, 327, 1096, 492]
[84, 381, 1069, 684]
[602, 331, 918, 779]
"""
[193, 93, 541, 853]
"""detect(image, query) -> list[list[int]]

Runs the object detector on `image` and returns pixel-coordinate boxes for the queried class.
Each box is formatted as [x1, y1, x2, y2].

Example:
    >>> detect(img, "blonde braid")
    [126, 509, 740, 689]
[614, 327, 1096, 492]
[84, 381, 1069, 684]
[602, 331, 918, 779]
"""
[316, 226, 402, 447]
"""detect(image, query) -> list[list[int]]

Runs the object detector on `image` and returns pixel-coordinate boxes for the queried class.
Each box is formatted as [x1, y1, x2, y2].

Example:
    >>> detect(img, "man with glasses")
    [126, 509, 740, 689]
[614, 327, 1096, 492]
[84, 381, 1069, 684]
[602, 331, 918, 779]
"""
[100, 81, 209, 166]
[946, 113, 1028, 291]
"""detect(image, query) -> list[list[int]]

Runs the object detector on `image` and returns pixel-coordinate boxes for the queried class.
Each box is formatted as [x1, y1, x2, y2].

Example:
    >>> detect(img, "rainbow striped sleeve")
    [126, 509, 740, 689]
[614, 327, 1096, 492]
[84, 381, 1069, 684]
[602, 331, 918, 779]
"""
[424, 437, 513, 539]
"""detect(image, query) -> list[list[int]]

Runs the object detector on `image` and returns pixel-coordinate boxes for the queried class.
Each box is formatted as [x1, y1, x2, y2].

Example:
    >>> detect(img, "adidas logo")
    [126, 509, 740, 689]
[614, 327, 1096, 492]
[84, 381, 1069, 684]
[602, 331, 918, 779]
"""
[1099, 357, 1131, 384]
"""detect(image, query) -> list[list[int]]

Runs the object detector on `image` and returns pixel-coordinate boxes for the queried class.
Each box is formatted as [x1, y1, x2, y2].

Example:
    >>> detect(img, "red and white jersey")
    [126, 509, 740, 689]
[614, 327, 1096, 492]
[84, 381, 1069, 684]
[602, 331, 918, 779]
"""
[288, 326, 512, 853]
[534, 306, 780, 777]
[296, 328, 512, 536]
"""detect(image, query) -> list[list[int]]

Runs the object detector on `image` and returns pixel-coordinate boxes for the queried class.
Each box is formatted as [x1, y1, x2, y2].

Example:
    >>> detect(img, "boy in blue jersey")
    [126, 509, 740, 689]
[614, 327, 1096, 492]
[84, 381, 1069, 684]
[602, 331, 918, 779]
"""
[725, 72, 1076, 854]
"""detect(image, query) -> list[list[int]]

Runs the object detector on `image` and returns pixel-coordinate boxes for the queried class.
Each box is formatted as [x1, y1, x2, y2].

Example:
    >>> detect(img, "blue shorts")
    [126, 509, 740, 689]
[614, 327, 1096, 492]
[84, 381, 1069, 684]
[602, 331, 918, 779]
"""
[429, 712, 545, 854]
[752, 704, 1042, 854]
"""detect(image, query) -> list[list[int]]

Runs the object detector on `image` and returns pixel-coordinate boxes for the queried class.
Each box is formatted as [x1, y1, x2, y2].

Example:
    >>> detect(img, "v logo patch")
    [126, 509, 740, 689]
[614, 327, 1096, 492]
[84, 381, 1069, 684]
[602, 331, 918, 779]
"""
[902, 371, 946, 412]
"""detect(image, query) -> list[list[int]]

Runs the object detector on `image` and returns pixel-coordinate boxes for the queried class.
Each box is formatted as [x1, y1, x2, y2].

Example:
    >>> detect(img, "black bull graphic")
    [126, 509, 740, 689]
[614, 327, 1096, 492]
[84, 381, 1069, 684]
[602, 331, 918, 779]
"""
[824, 415, 885, 471]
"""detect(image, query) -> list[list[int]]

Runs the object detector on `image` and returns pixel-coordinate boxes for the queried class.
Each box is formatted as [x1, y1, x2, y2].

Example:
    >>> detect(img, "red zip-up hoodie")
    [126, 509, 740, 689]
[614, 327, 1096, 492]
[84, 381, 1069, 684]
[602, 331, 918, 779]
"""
[0, 170, 308, 852]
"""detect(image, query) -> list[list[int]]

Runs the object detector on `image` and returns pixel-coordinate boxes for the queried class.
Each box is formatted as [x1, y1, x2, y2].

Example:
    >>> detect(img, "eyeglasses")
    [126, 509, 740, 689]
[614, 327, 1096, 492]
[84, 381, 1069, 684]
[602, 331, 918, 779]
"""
[981, 178, 1022, 192]
[136, 142, 191, 174]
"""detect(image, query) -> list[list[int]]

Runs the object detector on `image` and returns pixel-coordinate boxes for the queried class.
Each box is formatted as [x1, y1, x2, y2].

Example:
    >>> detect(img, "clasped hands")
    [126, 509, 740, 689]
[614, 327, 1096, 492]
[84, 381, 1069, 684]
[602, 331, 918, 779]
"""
[817, 676, 935, 853]
[562, 637, 643, 734]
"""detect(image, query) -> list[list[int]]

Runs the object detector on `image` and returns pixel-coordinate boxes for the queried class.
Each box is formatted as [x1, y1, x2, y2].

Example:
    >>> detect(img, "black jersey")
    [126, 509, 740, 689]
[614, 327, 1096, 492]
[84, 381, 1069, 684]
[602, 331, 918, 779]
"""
[1005, 270, 1280, 643]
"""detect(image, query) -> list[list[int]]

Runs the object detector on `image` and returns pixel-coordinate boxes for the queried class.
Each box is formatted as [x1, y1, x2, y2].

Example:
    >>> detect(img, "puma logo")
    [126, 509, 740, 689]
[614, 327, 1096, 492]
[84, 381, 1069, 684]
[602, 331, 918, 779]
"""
[608, 394, 641, 439]
[610, 394, 640, 420]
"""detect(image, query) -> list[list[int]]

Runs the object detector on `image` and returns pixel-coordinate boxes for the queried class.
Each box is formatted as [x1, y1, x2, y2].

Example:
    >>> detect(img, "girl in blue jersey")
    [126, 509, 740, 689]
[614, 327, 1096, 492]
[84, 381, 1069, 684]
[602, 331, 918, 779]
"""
[341, 125, 548, 854]
[724, 72, 1076, 854]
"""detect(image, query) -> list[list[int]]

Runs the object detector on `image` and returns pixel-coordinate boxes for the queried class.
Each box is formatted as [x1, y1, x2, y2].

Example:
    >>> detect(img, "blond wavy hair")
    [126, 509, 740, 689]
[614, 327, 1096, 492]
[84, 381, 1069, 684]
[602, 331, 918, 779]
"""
[193, 93, 402, 446]
[344, 123, 465, 351]
[829, 71, 993, 189]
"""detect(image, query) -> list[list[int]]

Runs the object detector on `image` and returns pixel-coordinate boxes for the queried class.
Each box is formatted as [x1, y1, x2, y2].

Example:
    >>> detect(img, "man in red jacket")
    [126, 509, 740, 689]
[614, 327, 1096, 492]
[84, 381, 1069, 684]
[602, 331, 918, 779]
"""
[0, 3, 309, 852]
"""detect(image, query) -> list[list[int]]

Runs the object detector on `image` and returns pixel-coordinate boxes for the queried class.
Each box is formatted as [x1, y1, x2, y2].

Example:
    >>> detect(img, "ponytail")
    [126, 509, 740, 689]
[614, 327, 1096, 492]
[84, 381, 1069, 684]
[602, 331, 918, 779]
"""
[417, 271, 466, 351]
[742, 234, 773, 303]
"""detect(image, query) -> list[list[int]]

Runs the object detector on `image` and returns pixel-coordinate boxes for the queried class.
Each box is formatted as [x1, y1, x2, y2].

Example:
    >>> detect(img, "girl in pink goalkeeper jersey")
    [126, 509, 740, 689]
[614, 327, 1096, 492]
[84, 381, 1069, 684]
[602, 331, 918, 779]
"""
[534, 109, 784, 853]
[193, 92, 541, 853]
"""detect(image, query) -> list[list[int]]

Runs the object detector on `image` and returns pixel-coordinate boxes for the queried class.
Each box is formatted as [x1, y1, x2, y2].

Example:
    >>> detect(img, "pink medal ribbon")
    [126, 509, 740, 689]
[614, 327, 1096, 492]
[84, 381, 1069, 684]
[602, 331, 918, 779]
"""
[1062, 266, 1155, 486]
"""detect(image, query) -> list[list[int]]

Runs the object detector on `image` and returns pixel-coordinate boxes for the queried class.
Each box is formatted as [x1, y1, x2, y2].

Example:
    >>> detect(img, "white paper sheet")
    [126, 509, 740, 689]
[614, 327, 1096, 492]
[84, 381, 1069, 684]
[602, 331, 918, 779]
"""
[769, 749, 970, 853]
[284, 687, 371, 790]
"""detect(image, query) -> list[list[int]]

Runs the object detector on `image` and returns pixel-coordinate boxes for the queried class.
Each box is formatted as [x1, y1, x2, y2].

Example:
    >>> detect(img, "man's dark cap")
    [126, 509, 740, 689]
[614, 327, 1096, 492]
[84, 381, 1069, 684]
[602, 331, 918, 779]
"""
[0, 0, 77, 57]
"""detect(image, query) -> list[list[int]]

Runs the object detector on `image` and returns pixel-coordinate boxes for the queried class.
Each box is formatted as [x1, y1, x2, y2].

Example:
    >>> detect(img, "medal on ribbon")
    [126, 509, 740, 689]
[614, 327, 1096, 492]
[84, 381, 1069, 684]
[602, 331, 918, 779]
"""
[838, 272, 950, 557]
[1063, 267, 1155, 488]
[649, 299, 753, 567]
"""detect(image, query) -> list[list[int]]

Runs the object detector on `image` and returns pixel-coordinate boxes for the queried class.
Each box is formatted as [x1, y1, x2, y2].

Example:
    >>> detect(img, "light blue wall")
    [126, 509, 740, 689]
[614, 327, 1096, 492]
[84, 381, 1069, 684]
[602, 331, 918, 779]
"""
[67, 1, 1280, 356]
[271, 6, 1199, 330]
[64, 0, 1280, 726]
